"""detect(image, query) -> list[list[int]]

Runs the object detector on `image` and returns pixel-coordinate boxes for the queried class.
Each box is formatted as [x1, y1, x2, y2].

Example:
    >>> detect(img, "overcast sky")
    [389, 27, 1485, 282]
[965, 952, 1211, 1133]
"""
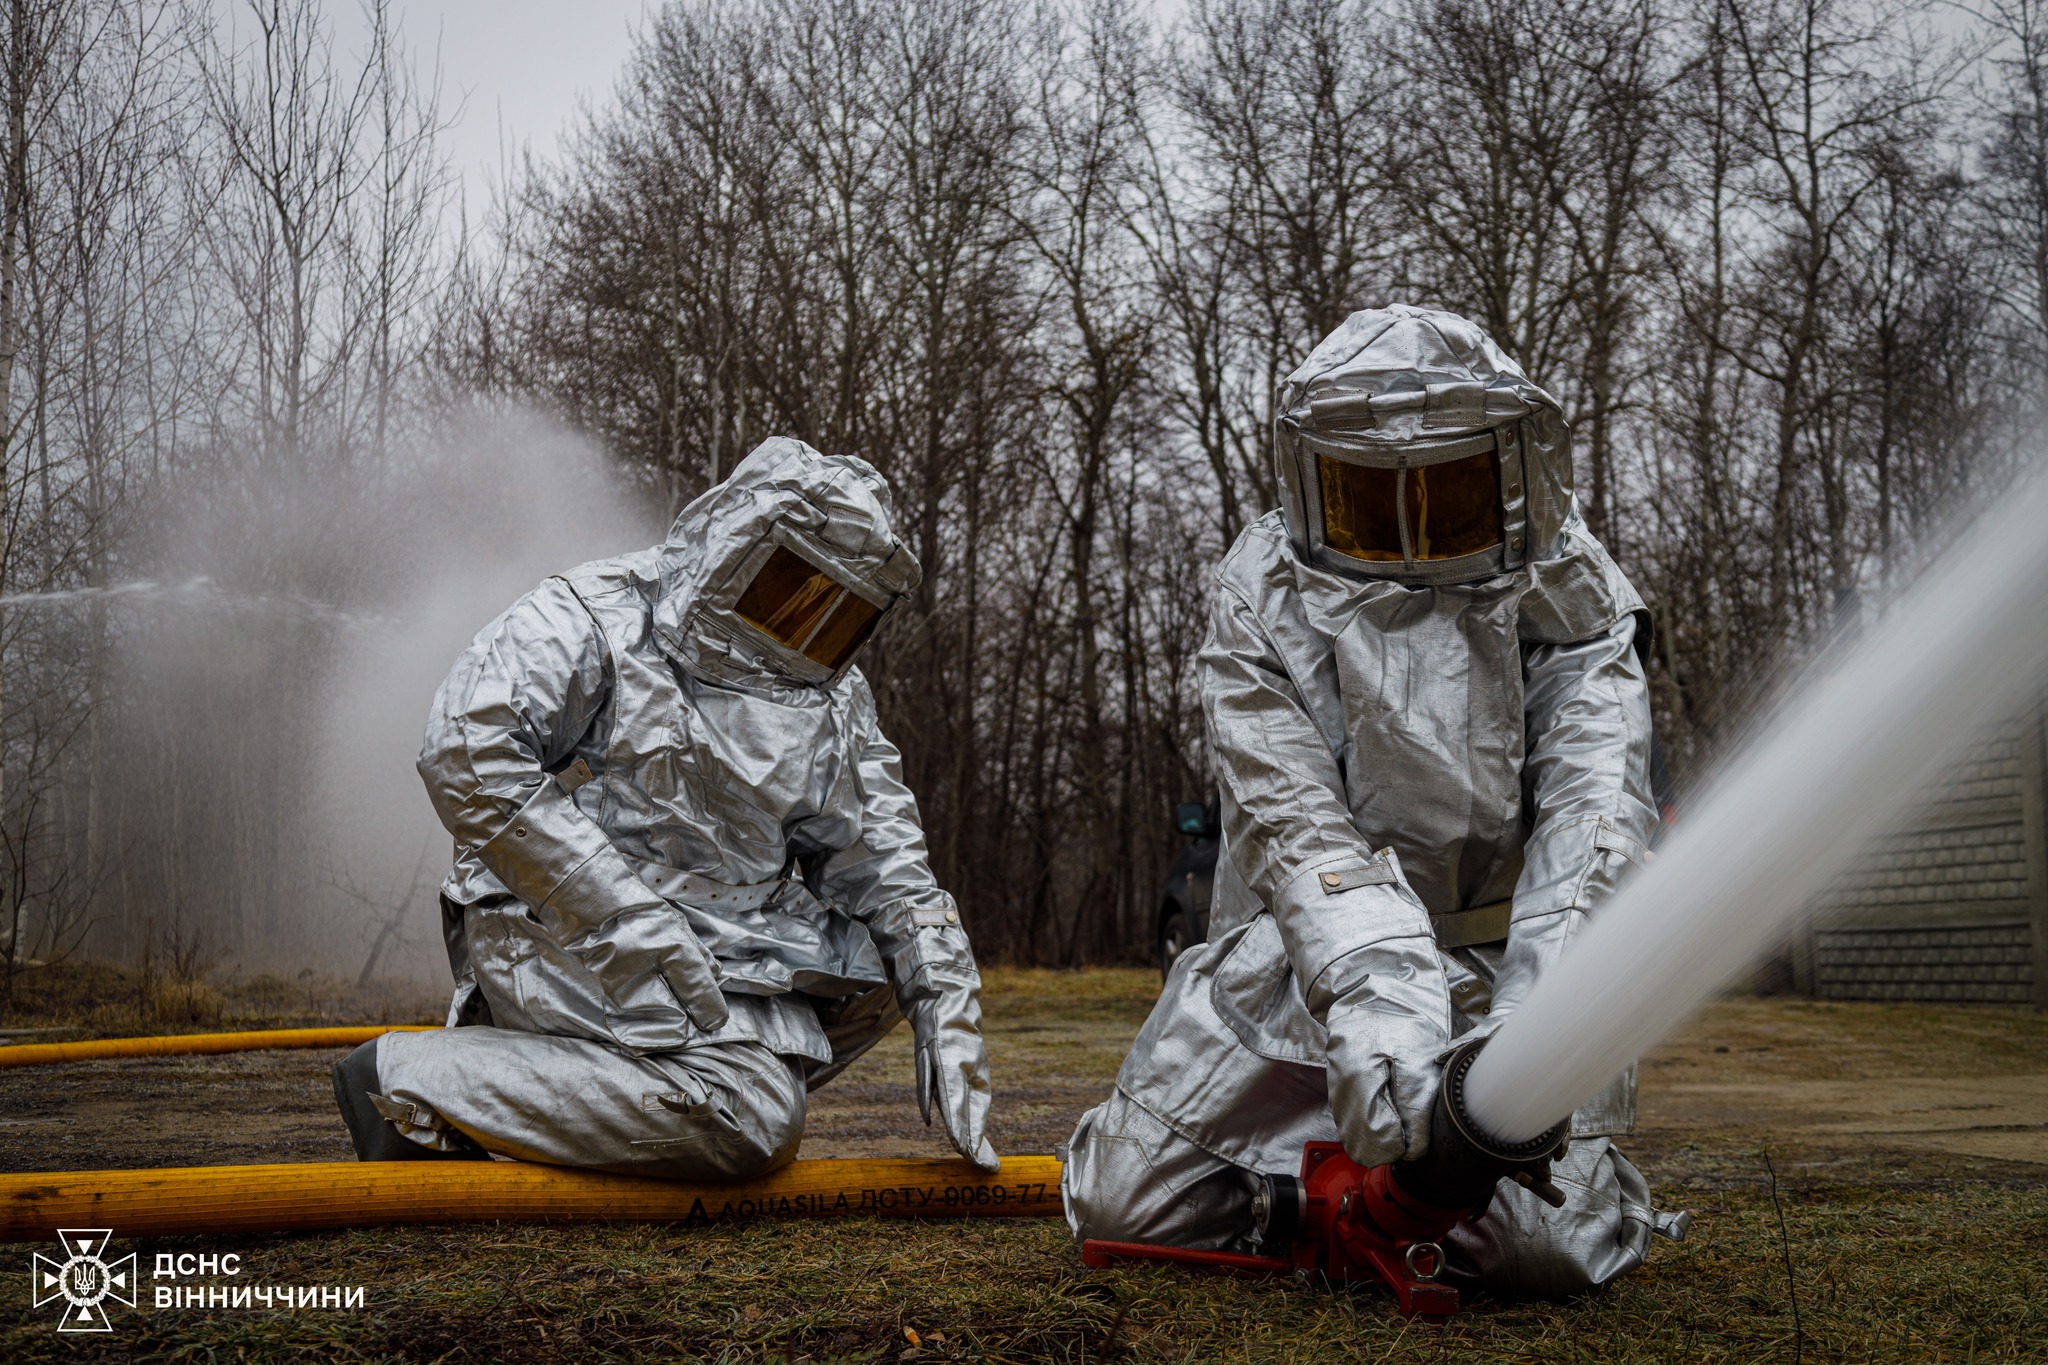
[332, 0, 655, 212]
[324, 1, 1189, 215]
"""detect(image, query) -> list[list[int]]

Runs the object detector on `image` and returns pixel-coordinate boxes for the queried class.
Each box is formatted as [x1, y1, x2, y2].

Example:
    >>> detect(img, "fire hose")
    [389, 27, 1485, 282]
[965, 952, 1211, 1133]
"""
[0, 1025, 437, 1069]
[0, 1156, 1065, 1242]
[1082, 1035, 1570, 1319]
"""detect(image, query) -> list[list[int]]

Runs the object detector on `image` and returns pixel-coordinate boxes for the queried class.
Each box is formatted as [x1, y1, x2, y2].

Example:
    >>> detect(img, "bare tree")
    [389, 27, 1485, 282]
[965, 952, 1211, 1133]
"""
[1013, 0, 1156, 957]
[1978, 0, 2048, 404]
[1718, 0, 1961, 631]
[203, 0, 372, 465]
[5, 0, 2033, 982]
[1172, 0, 1398, 520]
[0, 0, 202, 998]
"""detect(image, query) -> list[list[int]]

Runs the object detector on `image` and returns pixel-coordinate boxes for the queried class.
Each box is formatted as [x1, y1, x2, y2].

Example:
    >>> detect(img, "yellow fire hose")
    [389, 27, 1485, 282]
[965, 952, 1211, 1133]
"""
[0, 1028, 1066, 1240]
[0, 1024, 438, 1069]
[0, 1156, 1066, 1241]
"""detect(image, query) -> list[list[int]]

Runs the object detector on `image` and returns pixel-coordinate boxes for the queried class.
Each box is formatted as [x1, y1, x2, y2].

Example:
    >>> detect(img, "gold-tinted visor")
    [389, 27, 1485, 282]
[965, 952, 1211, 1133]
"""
[1318, 449, 1503, 562]
[734, 545, 886, 671]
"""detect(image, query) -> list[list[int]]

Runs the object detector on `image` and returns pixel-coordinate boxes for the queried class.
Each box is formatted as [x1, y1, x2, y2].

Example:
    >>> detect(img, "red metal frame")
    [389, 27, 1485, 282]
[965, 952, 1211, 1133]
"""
[1080, 1141, 1471, 1319]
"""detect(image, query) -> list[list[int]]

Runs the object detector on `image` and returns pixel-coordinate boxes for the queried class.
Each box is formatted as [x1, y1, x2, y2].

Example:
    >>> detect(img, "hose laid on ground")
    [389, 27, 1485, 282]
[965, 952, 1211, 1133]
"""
[0, 1025, 438, 1070]
[0, 1156, 1066, 1241]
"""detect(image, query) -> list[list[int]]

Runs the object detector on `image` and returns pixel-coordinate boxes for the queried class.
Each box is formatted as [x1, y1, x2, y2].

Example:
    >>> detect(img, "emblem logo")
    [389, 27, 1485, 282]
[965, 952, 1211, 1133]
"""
[31, 1229, 136, 1332]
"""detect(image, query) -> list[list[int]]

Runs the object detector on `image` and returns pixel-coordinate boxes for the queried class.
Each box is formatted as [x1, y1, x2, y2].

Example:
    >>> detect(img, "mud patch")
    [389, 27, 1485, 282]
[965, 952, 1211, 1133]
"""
[1633, 997, 2048, 1176]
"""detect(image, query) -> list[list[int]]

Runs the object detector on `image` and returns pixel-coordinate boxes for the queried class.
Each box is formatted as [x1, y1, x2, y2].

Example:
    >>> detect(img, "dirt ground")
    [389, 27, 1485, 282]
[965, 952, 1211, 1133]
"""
[1, 966, 2043, 1361]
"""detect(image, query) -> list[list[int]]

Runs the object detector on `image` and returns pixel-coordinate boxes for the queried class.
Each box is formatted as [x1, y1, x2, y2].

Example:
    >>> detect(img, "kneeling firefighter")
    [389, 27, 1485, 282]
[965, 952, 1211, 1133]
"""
[1063, 306, 1683, 1295]
[333, 437, 997, 1179]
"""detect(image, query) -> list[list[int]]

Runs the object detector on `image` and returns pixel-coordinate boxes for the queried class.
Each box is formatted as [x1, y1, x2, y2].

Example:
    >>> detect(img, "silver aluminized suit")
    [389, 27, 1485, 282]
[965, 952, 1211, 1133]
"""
[373, 437, 996, 1177]
[1063, 306, 1674, 1295]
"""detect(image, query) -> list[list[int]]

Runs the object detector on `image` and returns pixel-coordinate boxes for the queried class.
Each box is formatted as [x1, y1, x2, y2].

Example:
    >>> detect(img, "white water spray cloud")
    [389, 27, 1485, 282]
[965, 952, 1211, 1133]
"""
[77, 409, 655, 987]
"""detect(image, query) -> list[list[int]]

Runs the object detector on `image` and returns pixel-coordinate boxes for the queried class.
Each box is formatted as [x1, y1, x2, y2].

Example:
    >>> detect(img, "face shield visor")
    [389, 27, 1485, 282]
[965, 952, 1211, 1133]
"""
[706, 525, 909, 687]
[1320, 448, 1502, 562]
[1294, 426, 1529, 584]
[734, 544, 886, 672]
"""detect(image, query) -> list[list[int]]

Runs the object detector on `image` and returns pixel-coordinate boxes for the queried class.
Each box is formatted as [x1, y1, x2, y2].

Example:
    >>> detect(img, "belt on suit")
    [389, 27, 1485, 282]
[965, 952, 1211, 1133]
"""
[625, 856, 790, 913]
[1431, 900, 1510, 949]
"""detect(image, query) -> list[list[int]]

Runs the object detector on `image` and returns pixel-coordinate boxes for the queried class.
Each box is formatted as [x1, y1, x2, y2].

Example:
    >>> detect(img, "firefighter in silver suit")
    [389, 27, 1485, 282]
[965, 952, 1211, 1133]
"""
[1063, 306, 1679, 1294]
[332, 437, 997, 1178]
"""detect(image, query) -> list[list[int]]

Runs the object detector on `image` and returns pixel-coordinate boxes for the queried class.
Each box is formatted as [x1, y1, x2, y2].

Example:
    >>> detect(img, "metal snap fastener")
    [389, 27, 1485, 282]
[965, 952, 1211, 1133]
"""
[513, 826, 527, 837]
[945, 910, 959, 924]
[1323, 873, 1342, 887]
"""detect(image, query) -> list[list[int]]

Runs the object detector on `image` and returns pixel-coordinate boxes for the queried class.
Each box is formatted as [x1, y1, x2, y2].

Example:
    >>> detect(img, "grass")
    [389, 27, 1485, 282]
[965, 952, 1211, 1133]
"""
[2, 966, 2043, 1361]
[0, 956, 443, 1036]
[7, 1182, 2042, 1362]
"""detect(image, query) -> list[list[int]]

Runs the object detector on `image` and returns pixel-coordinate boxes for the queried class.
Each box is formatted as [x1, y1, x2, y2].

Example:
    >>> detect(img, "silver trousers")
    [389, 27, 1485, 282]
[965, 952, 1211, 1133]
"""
[1062, 1087, 1658, 1298]
[374, 1025, 806, 1179]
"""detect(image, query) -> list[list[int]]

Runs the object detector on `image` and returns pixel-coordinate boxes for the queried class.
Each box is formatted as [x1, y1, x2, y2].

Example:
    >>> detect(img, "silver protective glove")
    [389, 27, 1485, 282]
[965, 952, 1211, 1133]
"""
[564, 892, 731, 1037]
[475, 779, 729, 1033]
[903, 948, 998, 1172]
[1273, 850, 1453, 1167]
[811, 707, 998, 1171]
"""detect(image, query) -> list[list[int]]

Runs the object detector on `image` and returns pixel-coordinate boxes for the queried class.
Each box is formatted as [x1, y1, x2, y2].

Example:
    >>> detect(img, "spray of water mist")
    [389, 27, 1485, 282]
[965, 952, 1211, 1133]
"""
[0, 577, 382, 624]
[72, 411, 654, 988]
[302, 417, 657, 985]
[1463, 457, 2048, 1142]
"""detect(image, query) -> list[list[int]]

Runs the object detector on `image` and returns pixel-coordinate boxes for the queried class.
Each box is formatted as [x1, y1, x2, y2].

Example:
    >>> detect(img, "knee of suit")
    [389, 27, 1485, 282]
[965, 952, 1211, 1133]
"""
[1061, 1106, 1147, 1241]
[1061, 1097, 1249, 1250]
[1440, 1139, 1658, 1298]
[714, 1110, 802, 1180]
[697, 1052, 808, 1180]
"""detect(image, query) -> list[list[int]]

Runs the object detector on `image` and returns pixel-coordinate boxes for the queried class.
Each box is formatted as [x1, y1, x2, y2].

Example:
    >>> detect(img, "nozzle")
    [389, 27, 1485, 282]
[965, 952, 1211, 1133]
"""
[1390, 1034, 1571, 1213]
[1249, 1170, 1303, 1249]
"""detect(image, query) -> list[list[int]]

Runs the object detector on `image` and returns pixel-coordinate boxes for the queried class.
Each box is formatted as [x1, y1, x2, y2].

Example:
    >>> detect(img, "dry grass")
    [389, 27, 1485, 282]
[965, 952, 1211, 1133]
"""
[1, 967, 2043, 1361]
[3, 1182, 2041, 1362]
[141, 978, 226, 1027]
[0, 957, 443, 1036]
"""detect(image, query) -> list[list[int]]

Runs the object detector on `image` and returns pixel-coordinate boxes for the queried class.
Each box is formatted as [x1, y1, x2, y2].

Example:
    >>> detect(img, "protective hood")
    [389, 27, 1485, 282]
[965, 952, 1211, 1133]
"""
[1274, 305, 1574, 585]
[654, 437, 920, 690]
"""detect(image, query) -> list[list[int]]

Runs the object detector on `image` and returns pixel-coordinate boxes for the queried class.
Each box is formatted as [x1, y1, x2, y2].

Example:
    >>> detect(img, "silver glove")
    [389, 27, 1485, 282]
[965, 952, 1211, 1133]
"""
[475, 779, 729, 1033]
[1273, 851, 1453, 1167]
[907, 956, 998, 1172]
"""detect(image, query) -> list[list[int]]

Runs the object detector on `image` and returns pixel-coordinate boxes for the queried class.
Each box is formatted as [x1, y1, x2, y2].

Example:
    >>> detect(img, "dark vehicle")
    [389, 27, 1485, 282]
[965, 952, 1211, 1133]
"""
[1158, 798, 1219, 977]
[1154, 737, 1679, 980]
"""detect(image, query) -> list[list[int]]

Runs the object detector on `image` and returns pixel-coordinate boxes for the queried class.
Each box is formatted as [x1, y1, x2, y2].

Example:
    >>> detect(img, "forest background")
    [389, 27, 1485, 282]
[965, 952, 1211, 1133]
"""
[1, 0, 2042, 990]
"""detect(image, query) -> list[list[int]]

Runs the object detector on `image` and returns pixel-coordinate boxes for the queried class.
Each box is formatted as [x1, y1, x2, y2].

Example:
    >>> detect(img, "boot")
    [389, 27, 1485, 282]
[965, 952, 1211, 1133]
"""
[331, 1039, 491, 1161]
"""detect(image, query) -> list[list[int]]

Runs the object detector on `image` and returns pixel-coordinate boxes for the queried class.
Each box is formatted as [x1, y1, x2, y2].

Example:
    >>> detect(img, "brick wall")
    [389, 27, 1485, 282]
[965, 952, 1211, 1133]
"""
[1819, 822, 2031, 911]
[1811, 923, 2033, 1003]
[1797, 712, 2047, 1007]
